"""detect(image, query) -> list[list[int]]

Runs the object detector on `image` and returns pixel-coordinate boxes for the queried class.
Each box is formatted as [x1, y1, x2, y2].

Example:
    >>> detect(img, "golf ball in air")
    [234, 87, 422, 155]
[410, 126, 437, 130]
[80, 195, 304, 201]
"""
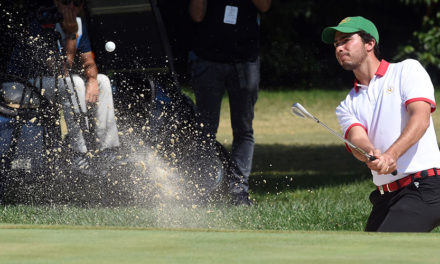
[105, 41, 116, 52]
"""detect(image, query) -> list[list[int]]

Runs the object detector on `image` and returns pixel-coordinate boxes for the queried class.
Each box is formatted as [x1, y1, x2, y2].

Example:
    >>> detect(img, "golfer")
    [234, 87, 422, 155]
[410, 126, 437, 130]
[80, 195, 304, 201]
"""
[322, 16, 440, 232]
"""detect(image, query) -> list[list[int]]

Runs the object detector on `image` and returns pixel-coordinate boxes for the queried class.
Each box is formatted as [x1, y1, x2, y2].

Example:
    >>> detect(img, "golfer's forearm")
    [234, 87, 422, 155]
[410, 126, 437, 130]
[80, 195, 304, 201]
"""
[189, 0, 207, 22]
[385, 106, 430, 160]
[252, 0, 271, 12]
[347, 126, 375, 162]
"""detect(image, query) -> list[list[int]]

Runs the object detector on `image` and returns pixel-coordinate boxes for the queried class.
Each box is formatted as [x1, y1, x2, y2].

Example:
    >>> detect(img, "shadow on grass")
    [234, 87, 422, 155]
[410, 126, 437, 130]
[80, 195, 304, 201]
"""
[250, 144, 373, 194]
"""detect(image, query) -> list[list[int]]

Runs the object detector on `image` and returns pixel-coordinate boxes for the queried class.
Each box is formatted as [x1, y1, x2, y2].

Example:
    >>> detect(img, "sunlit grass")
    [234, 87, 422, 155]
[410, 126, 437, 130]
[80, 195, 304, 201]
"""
[2, 89, 440, 233]
[216, 89, 440, 145]
[218, 89, 347, 145]
[1, 226, 439, 264]
[0, 180, 372, 231]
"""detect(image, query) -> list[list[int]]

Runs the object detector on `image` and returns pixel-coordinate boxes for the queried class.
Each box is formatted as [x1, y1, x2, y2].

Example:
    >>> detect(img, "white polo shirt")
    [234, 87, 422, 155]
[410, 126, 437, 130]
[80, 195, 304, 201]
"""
[336, 59, 440, 186]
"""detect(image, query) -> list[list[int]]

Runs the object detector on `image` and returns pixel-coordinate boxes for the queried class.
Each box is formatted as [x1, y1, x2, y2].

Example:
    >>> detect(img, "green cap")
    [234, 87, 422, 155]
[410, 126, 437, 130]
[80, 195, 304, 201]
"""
[321, 16, 379, 44]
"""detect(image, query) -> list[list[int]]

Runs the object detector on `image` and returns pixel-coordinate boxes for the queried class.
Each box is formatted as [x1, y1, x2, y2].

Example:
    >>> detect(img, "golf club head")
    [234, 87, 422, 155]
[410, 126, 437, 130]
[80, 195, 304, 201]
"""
[291, 103, 315, 120]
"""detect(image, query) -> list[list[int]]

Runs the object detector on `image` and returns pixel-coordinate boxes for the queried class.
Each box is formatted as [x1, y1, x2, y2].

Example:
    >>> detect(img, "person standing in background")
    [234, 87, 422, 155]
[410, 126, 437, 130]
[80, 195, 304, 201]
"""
[188, 0, 271, 205]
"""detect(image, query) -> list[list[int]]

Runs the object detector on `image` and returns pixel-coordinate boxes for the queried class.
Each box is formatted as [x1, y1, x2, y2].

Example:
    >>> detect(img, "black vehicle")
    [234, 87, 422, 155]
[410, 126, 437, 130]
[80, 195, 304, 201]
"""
[0, 0, 234, 206]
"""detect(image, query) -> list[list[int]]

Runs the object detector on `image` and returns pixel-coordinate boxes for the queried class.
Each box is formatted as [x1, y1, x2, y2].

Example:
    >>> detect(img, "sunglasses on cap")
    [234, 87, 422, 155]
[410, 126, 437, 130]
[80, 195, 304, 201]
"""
[60, 0, 83, 7]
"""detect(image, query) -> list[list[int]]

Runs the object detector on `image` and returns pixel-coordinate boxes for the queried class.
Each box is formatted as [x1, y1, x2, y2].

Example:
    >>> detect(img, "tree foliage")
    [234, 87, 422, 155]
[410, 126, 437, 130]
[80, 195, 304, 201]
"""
[258, 0, 431, 88]
[259, 1, 321, 87]
[395, 0, 440, 70]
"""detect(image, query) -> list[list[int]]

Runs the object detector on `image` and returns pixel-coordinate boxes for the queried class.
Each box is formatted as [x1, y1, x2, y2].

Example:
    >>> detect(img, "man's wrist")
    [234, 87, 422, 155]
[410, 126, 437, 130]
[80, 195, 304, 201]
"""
[86, 77, 98, 84]
[384, 149, 399, 162]
[67, 33, 77, 40]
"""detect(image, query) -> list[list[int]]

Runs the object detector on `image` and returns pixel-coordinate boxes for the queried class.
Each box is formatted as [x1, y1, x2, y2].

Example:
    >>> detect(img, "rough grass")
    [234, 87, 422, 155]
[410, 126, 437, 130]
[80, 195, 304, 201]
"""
[1, 89, 440, 233]
[0, 179, 371, 231]
[218, 89, 440, 145]
[218, 89, 348, 145]
[2, 89, 440, 263]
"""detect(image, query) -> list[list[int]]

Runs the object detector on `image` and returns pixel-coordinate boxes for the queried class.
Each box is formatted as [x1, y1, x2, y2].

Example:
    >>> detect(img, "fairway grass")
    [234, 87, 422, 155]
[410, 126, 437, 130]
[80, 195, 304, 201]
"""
[1, 225, 439, 264]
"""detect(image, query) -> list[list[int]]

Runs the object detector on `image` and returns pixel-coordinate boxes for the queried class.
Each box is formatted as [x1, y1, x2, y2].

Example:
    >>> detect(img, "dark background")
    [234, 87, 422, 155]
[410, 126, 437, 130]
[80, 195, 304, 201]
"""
[0, 0, 435, 90]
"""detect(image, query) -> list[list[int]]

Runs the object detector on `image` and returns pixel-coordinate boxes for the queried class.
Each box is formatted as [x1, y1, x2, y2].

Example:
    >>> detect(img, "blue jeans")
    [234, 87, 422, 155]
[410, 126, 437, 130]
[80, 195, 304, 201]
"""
[190, 52, 260, 194]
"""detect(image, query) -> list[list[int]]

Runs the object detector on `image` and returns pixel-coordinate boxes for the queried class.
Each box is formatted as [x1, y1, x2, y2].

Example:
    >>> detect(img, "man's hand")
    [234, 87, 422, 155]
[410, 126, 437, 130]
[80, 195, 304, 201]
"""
[85, 78, 99, 104]
[366, 149, 397, 175]
[57, 1, 81, 34]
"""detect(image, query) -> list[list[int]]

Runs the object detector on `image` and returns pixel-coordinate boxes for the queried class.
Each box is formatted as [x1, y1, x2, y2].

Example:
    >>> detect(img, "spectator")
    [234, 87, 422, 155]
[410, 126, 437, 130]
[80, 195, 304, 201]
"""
[188, 0, 271, 205]
[2, 0, 122, 175]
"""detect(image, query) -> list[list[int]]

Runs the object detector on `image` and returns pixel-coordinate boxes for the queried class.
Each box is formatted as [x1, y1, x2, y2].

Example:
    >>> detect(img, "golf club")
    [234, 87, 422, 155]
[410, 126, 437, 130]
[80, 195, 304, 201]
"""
[291, 102, 397, 176]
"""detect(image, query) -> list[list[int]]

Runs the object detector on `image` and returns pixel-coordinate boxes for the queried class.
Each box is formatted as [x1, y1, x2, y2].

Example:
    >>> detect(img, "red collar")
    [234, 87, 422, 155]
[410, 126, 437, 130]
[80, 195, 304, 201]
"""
[354, 60, 390, 92]
[376, 59, 390, 77]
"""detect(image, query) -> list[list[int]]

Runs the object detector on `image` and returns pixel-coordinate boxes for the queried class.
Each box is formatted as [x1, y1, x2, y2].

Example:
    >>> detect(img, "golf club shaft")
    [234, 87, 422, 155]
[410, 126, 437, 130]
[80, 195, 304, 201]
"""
[314, 119, 372, 159]
[294, 104, 397, 176]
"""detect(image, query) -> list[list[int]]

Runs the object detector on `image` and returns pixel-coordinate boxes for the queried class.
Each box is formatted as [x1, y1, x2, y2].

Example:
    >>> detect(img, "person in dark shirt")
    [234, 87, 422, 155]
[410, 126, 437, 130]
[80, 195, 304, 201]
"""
[188, 0, 271, 205]
[3, 0, 121, 175]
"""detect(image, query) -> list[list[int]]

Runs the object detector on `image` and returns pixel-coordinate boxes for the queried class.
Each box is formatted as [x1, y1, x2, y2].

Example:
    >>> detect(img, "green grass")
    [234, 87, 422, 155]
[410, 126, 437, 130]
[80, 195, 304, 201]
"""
[2, 89, 440, 232]
[218, 89, 440, 145]
[1, 226, 440, 264]
[0, 179, 370, 231]
[2, 89, 440, 263]
[217, 89, 349, 145]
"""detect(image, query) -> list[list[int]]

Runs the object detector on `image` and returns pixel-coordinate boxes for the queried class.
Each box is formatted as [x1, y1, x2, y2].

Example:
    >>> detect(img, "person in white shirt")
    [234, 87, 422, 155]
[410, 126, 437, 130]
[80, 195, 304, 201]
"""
[322, 16, 440, 232]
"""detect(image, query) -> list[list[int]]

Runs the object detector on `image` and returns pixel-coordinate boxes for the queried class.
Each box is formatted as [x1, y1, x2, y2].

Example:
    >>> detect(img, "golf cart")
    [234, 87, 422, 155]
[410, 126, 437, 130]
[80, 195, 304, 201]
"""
[0, 0, 236, 206]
